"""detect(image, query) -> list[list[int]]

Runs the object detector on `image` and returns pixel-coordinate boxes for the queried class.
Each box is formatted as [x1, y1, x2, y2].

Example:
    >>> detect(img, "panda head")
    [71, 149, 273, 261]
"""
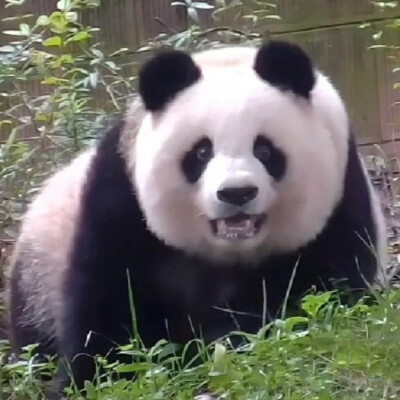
[132, 41, 349, 263]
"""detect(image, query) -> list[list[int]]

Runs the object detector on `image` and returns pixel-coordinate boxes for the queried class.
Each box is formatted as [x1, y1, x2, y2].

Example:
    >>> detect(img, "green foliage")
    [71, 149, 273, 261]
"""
[2, 291, 400, 398]
[140, 0, 279, 52]
[371, 1, 398, 8]
[0, 0, 136, 247]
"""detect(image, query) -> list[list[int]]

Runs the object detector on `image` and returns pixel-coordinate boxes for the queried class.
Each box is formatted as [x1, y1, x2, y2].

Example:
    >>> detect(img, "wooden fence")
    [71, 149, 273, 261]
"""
[1, 0, 400, 160]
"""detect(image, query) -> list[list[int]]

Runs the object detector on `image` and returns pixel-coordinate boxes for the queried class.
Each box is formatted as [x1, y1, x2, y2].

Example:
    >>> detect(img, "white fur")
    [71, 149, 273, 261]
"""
[132, 47, 351, 262]
[8, 149, 95, 338]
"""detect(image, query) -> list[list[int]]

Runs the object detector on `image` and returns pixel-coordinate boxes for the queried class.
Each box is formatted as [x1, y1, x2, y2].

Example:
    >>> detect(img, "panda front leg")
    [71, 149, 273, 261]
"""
[53, 265, 135, 397]
[45, 119, 166, 396]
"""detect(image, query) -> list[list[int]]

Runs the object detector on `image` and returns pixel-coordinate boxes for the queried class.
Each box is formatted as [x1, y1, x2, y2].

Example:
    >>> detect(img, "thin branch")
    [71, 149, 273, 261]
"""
[197, 26, 261, 39]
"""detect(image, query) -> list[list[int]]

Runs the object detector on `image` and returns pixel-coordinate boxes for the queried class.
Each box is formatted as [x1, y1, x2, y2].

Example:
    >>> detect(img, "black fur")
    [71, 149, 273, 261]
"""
[9, 118, 379, 397]
[138, 50, 201, 112]
[254, 41, 316, 99]
[181, 137, 213, 183]
[36, 122, 378, 395]
[254, 135, 286, 181]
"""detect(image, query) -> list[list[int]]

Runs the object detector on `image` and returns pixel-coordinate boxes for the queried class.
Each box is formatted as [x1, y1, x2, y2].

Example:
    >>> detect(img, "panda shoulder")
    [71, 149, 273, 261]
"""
[18, 148, 96, 243]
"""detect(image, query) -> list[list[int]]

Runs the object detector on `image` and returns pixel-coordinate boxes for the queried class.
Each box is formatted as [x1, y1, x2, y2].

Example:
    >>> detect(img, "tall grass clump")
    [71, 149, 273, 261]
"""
[3, 290, 400, 399]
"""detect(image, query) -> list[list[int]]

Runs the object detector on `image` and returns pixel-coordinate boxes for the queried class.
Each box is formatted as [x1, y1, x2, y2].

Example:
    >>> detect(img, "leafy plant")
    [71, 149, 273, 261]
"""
[0, 0, 136, 252]
[2, 291, 400, 399]
[140, 0, 279, 52]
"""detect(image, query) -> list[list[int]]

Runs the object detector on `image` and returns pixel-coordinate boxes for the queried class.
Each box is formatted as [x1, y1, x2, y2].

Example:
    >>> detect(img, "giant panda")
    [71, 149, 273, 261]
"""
[6, 40, 387, 396]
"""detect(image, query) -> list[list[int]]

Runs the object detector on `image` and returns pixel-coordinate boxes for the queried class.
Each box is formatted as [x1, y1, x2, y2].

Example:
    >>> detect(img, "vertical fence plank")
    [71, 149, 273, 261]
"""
[277, 25, 382, 145]
[270, 0, 400, 33]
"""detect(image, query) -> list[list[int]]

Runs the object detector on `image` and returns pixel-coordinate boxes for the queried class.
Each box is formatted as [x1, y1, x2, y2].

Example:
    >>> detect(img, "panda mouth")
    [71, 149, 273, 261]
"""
[210, 213, 267, 240]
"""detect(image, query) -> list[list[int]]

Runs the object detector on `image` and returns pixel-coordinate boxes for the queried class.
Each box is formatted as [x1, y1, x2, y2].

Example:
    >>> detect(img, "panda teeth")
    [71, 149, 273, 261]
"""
[216, 217, 256, 240]
[211, 214, 267, 240]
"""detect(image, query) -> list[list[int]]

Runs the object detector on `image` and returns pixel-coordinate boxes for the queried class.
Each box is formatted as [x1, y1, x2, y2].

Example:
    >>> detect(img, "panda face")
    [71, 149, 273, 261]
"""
[133, 42, 349, 263]
[180, 132, 286, 243]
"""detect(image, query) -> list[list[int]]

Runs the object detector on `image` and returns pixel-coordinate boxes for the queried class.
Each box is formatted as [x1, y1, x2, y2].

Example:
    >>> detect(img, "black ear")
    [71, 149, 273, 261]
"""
[254, 40, 316, 99]
[138, 50, 201, 112]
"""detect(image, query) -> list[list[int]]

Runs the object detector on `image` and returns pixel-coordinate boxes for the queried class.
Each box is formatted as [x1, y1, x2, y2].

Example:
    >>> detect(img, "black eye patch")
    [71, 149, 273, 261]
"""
[181, 137, 213, 183]
[253, 135, 286, 181]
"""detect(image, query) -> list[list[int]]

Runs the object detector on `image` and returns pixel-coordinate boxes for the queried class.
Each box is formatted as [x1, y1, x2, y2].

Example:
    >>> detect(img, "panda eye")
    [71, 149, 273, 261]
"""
[253, 135, 287, 181]
[197, 144, 212, 162]
[182, 137, 213, 184]
[254, 143, 270, 162]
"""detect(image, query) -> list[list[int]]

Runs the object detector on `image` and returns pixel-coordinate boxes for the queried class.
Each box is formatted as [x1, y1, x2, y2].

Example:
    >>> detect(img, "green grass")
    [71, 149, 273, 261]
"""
[2, 289, 400, 399]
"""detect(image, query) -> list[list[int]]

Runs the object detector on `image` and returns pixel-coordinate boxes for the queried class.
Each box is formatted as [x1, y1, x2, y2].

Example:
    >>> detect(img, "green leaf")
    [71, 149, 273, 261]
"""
[65, 11, 78, 23]
[0, 45, 17, 53]
[192, 2, 214, 9]
[89, 72, 98, 88]
[84, 381, 97, 400]
[57, 0, 72, 11]
[41, 76, 68, 85]
[3, 30, 26, 36]
[187, 6, 199, 22]
[0, 120, 13, 128]
[49, 11, 68, 33]
[19, 23, 30, 35]
[52, 54, 74, 68]
[34, 113, 50, 123]
[68, 31, 90, 42]
[210, 342, 228, 376]
[43, 36, 63, 47]
[91, 48, 104, 59]
[371, 1, 397, 7]
[105, 61, 118, 70]
[301, 292, 334, 318]
[5, 0, 26, 6]
[283, 316, 309, 332]
[36, 15, 49, 26]
[4, 128, 18, 155]
[114, 363, 149, 373]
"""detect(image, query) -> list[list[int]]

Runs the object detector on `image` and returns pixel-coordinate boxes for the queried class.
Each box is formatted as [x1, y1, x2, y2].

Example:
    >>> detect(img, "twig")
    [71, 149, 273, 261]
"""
[197, 26, 261, 39]
[154, 17, 179, 34]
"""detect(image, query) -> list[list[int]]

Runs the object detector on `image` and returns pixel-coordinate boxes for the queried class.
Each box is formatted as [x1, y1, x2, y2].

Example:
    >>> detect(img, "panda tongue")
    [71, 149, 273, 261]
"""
[225, 214, 251, 227]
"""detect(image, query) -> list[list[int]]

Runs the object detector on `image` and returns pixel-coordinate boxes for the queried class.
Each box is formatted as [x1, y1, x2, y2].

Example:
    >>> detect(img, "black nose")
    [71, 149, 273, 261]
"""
[217, 186, 259, 207]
